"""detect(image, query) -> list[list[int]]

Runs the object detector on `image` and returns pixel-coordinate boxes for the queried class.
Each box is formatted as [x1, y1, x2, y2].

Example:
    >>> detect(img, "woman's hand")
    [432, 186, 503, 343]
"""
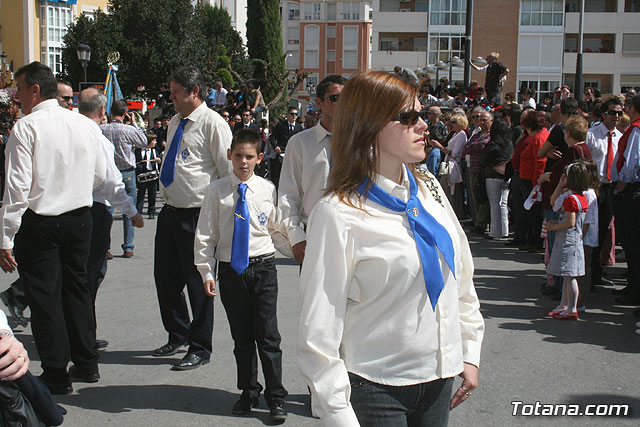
[450, 362, 478, 409]
[0, 333, 29, 381]
[537, 172, 551, 185]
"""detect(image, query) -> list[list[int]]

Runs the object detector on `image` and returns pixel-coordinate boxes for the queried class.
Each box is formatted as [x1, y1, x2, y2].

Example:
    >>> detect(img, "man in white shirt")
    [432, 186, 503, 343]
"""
[278, 75, 347, 264]
[152, 66, 232, 371]
[212, 81, 228, 111]
[585, 97, 623, 287]
[79, 88, 144, 350]
[0, 61, 107, 395]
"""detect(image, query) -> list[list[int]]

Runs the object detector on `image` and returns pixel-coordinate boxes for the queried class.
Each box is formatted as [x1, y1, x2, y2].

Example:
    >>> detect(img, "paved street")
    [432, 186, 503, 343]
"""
[1, 212, 639, 427]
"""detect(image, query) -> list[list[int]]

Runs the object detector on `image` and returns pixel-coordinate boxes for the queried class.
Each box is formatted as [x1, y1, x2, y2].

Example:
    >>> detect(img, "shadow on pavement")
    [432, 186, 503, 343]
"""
[97, 349, 191, 366]
[55, 385, 312, 423]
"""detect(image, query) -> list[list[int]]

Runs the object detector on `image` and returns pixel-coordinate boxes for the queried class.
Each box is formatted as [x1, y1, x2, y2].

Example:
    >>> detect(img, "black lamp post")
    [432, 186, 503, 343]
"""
[76, 43, 91, 85]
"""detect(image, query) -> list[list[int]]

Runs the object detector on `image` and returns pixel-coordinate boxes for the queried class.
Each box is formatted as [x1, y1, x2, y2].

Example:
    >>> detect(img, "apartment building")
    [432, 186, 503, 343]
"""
[0, 0, 109, 74]
[280, 0, 373, 104]
[370, 0, 640, 100]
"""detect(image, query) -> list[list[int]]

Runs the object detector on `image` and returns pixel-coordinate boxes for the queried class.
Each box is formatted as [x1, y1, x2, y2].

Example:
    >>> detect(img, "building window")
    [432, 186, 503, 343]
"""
[521, 0, 563, 26]
[327, 50, 336, 61]
[416, 0, 429, 12]
[327, 26, 337, 38]
[343, 26, 359, 69]
[622, 34, 640, 53]
[519, 80, 559, 102]
[343, 2, 360, 20]
[625, 0, 640, 11]
[428, 33, 464, 64]
[566, 0, 617, 12]
[286, 51, 300, 68]
[430, 0, 466, 25]
[289, 7, 300, 20]
[327, 3, 337, 20]
[380, 0, 399, 11]
[40, 1, 72, 74]
[304, 3, 312, 19]
[288, 26, 300, 44]
[304, 25, 320, 68]
[564, 34, 615, 53]
[313, 3, 321, 19]
[380, 37, 399, 51]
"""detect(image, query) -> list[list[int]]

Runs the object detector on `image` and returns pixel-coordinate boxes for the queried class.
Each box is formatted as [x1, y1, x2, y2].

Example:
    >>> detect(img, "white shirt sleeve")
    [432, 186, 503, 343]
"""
[195, 185, 220, 282]
[0, 310, 11, 333]
[96, 137, 137, 217]
[278, 137, 307, 246]
[0, 126, 34, 249]
[297, 199, 360, 426]
[209, 122, 233, 179]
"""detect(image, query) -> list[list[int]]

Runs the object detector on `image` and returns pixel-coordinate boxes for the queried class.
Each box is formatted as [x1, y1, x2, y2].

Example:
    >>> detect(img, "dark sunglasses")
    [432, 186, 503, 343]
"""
[391, 110, 421, 126]
[60, 96, 73, 102]
[472, 114, 481, 118]
[288, 112, 298, 116]
[323, 94, 339, 103]
[222, 115, 230, 118]
[606, 110, 623, 116]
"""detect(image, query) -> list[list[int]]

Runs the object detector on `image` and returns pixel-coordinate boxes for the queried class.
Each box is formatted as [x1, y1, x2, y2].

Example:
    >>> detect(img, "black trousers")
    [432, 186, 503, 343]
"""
[87, 202, 113, 303]
[154, 205, 213, 358]
[613, 184, 640, 298]
[592, 184, 614, 282]
[218, 257, 287, 402]
[136, 179, 158, 215]
[14, 208, 98, 379]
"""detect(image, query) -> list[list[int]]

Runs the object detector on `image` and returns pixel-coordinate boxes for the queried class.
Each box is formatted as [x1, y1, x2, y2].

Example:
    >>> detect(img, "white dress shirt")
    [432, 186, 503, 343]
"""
[585, 122, 622, 183]
[0, 99, 107, 249]
[195, 172, 282, 282]
[297, 167, 484, 426]
[160, 102, 232, 208]
[612, 127, 640, 183]
[91, 122, 137, 217]
[213, 87, 228, 106]
[278, 123, 332, 246]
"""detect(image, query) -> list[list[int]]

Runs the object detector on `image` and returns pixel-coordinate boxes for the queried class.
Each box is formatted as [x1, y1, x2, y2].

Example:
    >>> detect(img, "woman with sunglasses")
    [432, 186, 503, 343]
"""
[297, 71, 484, 427]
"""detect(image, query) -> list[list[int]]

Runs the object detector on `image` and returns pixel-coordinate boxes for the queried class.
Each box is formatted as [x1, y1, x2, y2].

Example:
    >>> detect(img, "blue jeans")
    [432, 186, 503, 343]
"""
[120, 169, 137, 252]
[349, 373, 453, 427]
[544, 209, 563, 290]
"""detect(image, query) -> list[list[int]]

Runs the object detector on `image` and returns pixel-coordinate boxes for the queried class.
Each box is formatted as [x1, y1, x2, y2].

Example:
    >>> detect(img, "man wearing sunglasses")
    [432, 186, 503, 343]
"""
[269, 106, 304, 187]
[279, 75, 347, 267]
[585, 97, 623, 289]
[56, 79, 74, 109]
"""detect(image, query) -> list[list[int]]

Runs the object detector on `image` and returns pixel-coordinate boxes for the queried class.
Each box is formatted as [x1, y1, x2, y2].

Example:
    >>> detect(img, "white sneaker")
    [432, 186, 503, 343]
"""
[636, 321, 640, 328]
[636, 328, 640, 336]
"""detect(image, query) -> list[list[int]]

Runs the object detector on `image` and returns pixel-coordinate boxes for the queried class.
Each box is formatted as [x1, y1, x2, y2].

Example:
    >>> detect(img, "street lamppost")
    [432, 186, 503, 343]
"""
[448, 56, 464, 84]
[76, 43, 91, 86]
[435, 61, 448, 85]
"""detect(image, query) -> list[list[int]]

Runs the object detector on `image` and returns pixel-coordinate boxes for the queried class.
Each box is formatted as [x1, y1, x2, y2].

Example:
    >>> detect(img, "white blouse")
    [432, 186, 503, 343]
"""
[297, 167, 484, 426]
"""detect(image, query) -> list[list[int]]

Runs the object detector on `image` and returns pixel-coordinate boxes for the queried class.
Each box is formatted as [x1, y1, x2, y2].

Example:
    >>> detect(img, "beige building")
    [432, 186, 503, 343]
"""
[0, 0, 108, 76]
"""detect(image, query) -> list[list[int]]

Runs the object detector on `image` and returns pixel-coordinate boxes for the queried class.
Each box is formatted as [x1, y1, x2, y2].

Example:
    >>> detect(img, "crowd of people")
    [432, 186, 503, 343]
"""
[0, 55, 638, 427]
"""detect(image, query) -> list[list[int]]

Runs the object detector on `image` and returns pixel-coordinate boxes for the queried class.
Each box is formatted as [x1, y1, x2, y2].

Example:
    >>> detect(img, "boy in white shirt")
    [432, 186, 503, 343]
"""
[194, 129, 287, 422]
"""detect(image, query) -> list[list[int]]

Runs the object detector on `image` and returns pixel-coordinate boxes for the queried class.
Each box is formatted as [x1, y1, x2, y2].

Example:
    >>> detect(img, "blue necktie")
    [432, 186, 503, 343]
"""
[230, 183, 250, 275]
[160, 118, 189, 187]
[358, 166, 456, 310]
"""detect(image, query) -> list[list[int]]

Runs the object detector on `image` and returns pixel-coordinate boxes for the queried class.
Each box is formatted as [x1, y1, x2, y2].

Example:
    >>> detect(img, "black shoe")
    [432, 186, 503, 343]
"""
[171, 353, 209, 371]
[232, 395, 259, 415]
[614, 294, 640, 305]
[95, 339, 109, 349]
[0, 291, 28, 328]
[148, 214, 155, 220]
[526, 245, 544, 253]
[612, 285, 632, 296]
[505, 240, 526, 247]
[542, 287, 560, 296]
[68, 365, 100, 383]
[152, 342, 185, 357]
[39, 375, 72, 395]
[269, 399, 288, 422]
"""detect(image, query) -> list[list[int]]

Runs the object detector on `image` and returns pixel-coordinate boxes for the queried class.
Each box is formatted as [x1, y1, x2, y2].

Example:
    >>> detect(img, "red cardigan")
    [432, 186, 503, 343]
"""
[519, 128, 550, 181]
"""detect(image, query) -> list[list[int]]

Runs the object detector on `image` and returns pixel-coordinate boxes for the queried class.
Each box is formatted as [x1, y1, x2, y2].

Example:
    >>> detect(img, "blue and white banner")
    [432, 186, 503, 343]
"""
[44, 1, 78, 5]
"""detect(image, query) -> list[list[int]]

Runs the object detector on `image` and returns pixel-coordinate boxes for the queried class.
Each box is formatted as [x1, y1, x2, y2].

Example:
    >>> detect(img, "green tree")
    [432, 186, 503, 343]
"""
[246, 0, 285, 104]
[61, 0, 250, 97]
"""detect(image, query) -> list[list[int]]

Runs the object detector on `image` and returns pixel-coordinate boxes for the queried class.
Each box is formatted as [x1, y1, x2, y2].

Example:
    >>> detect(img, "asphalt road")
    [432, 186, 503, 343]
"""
[1, 212, 638, 427]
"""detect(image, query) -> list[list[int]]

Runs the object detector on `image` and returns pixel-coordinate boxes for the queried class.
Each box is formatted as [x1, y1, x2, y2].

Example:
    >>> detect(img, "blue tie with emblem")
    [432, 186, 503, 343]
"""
[358, 165, 456, 310]
[160, 118, 189, 187]
[230, 183, 250, 275]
